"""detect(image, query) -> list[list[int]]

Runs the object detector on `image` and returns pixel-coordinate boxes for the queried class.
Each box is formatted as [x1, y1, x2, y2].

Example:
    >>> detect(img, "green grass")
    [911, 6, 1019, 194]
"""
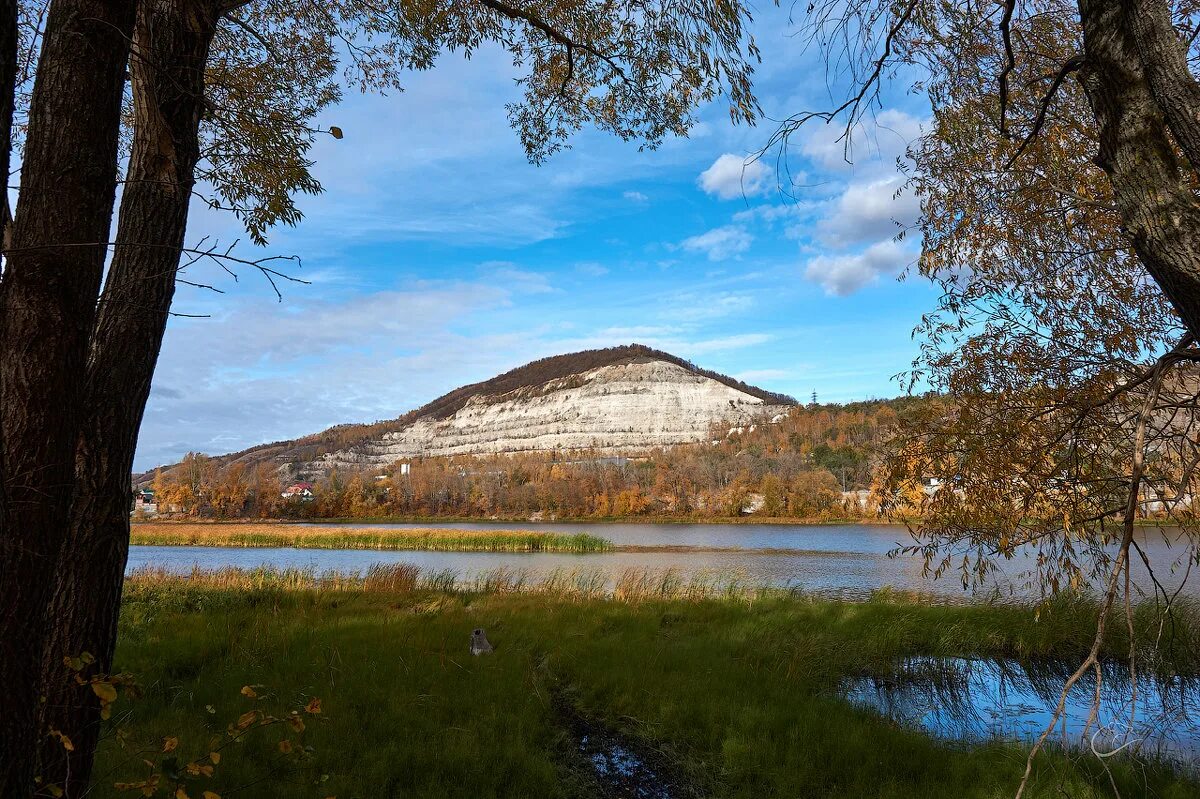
[130, 522, 613, 552]
[89, 572, 1200, 799]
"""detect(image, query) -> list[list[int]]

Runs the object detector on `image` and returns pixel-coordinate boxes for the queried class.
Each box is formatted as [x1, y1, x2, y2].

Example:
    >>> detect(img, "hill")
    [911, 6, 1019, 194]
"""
[138, 344, 797, 482]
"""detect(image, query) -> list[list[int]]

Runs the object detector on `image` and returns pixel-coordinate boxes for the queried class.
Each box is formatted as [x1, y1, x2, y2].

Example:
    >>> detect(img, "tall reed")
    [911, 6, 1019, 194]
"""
[130, 523, 613, 553]
[123, 563, 774, 603]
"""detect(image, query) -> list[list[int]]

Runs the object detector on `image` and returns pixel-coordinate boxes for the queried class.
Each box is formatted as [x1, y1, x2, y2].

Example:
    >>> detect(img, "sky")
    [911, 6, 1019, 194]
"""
[135, 3, 937, 471]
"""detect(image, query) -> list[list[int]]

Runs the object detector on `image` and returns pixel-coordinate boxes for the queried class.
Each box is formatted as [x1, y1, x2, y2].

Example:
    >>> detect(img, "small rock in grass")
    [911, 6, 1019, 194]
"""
[470, 628, 494, 656]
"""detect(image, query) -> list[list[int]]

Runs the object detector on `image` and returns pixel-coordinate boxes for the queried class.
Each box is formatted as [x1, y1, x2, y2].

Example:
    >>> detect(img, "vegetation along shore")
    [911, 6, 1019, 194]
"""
[129, 523, 613, 553]
[85, 566, 1200, 799]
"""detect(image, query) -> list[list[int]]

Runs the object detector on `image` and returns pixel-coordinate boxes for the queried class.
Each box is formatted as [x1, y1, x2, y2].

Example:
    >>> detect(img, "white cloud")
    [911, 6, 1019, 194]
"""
[660, 292, 754, 322]
[804, 239, 913, 296]
[698, 154, 772, 200]
[622, 190, 649, 203]
[682, 333, 772, 355]
[817, 176, 921, 247]
[801, 109, 925, 172]
[680, 225, 753, 261]
[574, 262, 610, 277]
[479, 262, 556, 294]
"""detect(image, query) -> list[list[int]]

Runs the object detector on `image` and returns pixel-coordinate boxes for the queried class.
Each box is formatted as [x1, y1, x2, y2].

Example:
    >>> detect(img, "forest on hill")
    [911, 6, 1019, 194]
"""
[145, 397, 915, 521]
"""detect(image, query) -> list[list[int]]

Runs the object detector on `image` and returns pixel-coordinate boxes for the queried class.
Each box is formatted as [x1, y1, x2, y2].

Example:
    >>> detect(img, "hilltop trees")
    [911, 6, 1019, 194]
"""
[0, 0, 765, 792]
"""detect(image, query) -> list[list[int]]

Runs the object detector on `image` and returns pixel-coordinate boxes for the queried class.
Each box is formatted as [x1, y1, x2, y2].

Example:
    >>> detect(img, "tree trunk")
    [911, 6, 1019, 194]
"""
[0, 0, 18, 728]
[1077, 0, 1200, 341]
[0, 0, 134, 793]
[0, 0, 15, 783]
[37, 0, 219, 793]
[1124, 0, 1200, 171]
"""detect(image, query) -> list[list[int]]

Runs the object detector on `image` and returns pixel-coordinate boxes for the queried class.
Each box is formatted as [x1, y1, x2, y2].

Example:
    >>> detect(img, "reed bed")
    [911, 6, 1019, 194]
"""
[124, 563, 775, 603]
[130, 522, 612, 553]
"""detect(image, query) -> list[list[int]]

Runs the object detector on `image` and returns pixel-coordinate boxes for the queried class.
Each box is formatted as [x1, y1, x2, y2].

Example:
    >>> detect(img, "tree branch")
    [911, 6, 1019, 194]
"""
[476, 0, 627, 85]
[1004, 53, 1085, 168]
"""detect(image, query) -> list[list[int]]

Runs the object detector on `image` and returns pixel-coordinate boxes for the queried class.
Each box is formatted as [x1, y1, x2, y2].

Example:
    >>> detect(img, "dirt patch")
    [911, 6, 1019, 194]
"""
[553, 689, 703, 799]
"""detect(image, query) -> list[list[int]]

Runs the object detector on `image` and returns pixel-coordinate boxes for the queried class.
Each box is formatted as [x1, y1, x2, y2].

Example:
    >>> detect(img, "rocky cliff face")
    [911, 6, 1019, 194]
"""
[307, 359, 787, 471]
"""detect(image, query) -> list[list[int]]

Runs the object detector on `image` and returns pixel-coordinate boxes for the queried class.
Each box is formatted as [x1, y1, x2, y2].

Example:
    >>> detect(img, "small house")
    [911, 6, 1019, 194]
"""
[281, 481, 315, 499]
[132, 488, 157, 516]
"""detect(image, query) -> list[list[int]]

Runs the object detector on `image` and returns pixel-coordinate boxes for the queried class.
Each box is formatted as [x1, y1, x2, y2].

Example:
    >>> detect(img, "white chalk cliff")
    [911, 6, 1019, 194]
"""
[308, 359, 786, 471]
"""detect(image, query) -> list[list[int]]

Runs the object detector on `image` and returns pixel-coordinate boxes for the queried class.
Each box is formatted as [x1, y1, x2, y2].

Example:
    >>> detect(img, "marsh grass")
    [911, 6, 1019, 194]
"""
[130, 522, 613, 552]
[100, 568, 1200, 798]
[124, 564, 777, 603]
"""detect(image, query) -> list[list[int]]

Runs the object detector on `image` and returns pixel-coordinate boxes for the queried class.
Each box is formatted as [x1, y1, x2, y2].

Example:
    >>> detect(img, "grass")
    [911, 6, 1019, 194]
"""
[85, 565, 1200, 799]
[130, 522, 613, 553]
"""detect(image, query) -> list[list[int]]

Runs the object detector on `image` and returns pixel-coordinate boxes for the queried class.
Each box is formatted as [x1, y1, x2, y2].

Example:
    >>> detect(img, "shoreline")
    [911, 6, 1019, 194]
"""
[134, 515, 905, 527]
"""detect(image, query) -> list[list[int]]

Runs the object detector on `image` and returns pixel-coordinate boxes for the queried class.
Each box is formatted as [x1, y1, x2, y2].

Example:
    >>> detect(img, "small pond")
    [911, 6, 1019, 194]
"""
[843, 657, 1200, 766]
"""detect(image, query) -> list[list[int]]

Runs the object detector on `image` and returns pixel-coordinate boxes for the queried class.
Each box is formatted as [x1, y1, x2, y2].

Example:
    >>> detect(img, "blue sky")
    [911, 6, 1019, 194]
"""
[136, 3, 937, 471]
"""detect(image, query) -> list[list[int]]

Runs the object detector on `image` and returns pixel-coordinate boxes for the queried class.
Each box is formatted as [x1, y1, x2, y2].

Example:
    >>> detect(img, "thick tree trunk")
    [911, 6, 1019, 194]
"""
[37, 0, 218, 793]
[0, 0, 18, 689]
[1125, 0, 1200, 171]
[1077, 0, 1200, 341]
[0, 0, 15, 784]
[0, 0, 134, 794]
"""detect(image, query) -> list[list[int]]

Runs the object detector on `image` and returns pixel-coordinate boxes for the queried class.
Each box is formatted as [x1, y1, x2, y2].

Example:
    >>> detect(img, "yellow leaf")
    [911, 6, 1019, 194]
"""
[203, 792, 221, 799]
[208, 751, 221, 764]
[48, 729, 74, 752]
[278, 739, 293, 754]
[234, 710, 258, 730]
[287, 715, 305, 733]
[239, 685, 257, 699]
[304, 698, 322, 714]
[163, 736, 179, 753]
[92, 681, 117, 703]
[176, 788, 190, 799]
[46, 784, 63, 797]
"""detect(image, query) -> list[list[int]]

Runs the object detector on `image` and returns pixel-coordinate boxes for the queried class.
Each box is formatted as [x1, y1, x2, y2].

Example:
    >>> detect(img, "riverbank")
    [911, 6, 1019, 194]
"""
[136, 513, 899, 526]
[89, 568, 1200, 798]
[130, 522, 612, 553]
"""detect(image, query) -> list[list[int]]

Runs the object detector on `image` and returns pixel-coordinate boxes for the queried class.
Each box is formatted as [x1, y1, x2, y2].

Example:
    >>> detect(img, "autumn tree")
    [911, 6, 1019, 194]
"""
[775, 0, 1200, 791]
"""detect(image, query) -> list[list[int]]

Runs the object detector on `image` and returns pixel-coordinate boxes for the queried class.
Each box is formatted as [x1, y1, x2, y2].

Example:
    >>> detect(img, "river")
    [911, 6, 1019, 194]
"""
[126, 522, 1200, 603]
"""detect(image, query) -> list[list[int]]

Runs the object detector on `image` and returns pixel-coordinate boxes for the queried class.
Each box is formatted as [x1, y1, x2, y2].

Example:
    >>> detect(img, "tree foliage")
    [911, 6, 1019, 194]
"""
[778, 1, 1200, 790]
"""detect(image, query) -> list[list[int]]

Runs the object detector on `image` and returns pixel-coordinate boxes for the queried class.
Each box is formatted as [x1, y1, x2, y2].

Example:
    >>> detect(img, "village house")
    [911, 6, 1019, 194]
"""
[131, 487, 157, 516]
[281, 481, 315, 500]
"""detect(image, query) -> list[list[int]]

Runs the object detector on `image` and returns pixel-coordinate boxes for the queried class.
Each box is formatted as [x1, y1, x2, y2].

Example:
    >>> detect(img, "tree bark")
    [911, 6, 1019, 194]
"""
[1124, 0, 1200, 171]
[0, 0, 16, 784]
[0, 0, 135, 793]
[1077, 0, 1200, 341]
[36, 0, 219, 793]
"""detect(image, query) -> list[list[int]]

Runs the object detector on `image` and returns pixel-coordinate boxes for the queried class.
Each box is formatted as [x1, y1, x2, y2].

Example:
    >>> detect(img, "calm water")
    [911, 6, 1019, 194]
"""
[126, 523, 1200, 603]
[844, 657, 1200, 765]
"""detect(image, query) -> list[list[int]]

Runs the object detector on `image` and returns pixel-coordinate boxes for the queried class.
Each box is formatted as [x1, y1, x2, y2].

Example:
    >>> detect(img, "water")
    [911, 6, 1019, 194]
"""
[125, 523, 1200, 603]
[843, 657, 1200, 766]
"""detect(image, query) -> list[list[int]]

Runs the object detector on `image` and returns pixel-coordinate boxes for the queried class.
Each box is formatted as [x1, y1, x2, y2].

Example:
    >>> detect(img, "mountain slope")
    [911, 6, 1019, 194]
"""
[139, 345, 795, 480]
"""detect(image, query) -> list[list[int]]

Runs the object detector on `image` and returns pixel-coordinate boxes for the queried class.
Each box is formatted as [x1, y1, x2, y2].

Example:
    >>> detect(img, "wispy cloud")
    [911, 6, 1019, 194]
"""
[679, 225, 754, 261]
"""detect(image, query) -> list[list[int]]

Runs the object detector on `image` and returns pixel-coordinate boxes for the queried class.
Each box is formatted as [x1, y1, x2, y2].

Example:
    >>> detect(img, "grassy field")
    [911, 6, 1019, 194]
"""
[130, 522, 613, 552]
[88, 567, 1200, 799]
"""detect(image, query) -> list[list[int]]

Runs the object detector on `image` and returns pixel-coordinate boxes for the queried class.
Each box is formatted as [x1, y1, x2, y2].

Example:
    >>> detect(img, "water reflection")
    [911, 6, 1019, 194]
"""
[843, 657, 1200, 765]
